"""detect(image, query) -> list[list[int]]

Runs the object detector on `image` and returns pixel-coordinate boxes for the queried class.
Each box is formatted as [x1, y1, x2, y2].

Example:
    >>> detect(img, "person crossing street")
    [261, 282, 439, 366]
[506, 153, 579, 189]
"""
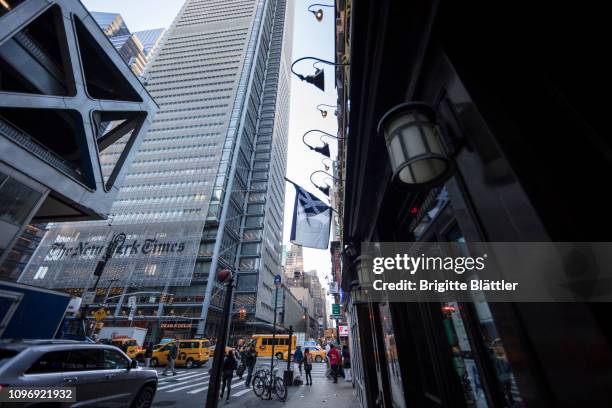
[244, 344, 257, 387]
[220, 351, 238, 404]
[304, 348, 313, 385]
[162, 341, 178, 376]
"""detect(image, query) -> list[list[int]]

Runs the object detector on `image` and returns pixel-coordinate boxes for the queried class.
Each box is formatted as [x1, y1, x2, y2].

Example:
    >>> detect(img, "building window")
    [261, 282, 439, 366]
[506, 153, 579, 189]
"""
[0, 178, 42, 226]
[239, 257, 259, 271]
[33, 266, 48, 280]
[144, 264, 157, 276]
[237, 274, 258, 291]
[241, 242, 260, 256]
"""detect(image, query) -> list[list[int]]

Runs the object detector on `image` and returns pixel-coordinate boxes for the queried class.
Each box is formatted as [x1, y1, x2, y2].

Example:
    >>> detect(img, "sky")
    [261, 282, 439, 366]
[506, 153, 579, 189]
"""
[81, 0, 339, 286]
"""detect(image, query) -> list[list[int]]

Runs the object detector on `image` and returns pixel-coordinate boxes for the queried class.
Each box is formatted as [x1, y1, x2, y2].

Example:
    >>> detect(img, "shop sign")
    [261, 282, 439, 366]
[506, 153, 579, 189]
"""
[329, 282, 339, 294]
[160, 322, 193, 329]
[338, 325, 349, 337]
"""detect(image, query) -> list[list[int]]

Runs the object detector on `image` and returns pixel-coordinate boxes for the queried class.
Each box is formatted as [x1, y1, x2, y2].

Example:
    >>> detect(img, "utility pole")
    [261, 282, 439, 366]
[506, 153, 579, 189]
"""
[205, 269, 234, 408]
[270, 274, 282, 374]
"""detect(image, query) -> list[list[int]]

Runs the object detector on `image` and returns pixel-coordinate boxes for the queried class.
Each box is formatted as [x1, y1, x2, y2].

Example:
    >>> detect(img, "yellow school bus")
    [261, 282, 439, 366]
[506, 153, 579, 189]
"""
[252, 334, 296, 360]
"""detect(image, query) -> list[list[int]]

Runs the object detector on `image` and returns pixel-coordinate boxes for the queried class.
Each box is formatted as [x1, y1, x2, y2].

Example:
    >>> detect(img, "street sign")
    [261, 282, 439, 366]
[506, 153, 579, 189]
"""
[128, 307, 135, 321]
[329, 282, 339, 294]
[331, 303, 341, 315]
[274, 274, 282, 288]
[82, 291, 95, 304]
[127, 296, 137, 307]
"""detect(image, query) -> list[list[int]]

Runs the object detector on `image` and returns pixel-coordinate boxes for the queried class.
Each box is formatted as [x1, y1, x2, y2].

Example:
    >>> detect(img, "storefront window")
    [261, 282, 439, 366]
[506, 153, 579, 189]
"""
[379, 302, 406, 408]
[445, 224, 523, 407]
[441, 301, 488, 407]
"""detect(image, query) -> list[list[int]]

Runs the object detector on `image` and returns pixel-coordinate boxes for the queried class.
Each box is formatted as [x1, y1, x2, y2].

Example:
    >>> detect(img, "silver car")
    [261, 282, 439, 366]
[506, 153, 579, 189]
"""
[0, 340, 157, 407]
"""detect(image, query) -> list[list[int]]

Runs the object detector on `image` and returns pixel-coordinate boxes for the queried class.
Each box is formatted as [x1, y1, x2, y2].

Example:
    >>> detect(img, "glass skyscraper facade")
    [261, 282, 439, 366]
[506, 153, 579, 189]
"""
[20, 0, 293, 340]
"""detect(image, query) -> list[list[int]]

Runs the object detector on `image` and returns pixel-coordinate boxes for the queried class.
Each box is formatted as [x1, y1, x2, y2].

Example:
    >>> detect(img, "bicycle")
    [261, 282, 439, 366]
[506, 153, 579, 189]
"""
[251, 365, 272, 398]
[252, 366, 287, 401]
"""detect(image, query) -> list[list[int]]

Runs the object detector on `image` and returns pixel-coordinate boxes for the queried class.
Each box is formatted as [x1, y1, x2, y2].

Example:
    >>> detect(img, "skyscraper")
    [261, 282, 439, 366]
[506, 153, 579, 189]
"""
[91, 11, 164, 77]
[284, 243, 304, 279]
[20, 0, 294, 340]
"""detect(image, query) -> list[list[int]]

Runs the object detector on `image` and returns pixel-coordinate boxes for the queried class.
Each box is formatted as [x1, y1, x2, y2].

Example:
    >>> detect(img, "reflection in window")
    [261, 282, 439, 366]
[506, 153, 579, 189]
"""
[445, 223, 523, 407]
[379, 302, 406, 408]
[0, 177, 42, 226]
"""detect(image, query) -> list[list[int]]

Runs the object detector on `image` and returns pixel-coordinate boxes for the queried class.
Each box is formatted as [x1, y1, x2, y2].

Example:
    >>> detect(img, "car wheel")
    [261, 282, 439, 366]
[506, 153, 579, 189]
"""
[131, 384, 155, 408]
[185, 358, 194, 369]
[315, 356, 322, 363]
[275, 352, 283, 360]
[150, 358, 158, 367]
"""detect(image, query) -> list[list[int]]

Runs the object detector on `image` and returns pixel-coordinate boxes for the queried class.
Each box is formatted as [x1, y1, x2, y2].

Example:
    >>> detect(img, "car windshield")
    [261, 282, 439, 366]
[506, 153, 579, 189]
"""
[0, 349, 20, 368]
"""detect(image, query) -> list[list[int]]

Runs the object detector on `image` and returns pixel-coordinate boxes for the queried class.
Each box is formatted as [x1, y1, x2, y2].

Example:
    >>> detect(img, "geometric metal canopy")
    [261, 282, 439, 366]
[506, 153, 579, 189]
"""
[0, 0, 157, 221]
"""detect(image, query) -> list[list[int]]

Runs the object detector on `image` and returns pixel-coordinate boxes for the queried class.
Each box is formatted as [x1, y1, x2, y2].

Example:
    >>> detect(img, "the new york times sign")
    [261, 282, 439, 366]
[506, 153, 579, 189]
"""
[45, 235, 187, 261]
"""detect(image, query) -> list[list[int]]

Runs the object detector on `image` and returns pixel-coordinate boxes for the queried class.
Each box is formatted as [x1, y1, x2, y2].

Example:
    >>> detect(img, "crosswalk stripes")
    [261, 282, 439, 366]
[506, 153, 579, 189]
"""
[152, 362, 332, 399]
[154, 370, 247, 396]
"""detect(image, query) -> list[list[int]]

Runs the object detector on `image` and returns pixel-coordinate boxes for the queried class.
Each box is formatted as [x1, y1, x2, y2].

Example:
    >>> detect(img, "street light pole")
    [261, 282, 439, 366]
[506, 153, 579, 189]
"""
[80, 232, 126, 338]
[205, 269, 235, 408]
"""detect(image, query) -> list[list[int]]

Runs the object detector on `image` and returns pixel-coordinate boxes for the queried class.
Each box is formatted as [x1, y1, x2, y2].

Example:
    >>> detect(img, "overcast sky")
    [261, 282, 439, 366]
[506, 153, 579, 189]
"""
[81, 0, 339, 289]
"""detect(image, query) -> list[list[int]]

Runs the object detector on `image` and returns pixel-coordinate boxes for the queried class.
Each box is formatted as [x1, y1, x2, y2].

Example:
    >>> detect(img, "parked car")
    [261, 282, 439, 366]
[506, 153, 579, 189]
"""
[0, 339, 158, 407]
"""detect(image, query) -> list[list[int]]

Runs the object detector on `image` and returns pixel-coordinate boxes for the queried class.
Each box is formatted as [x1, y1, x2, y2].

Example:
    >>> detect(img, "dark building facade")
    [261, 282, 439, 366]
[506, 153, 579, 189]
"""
[337, 1, 612, 407]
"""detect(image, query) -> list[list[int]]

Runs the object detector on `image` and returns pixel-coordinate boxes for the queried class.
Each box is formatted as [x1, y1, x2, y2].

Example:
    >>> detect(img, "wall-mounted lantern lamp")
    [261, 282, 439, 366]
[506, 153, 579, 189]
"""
[378, 102, 453, 189]
[307, 3, 334, 22]
[310, 170, 338, 196]
[302, 129, 339, 158]
[316, 104, 337, 118]
[291, 57, 349, 92]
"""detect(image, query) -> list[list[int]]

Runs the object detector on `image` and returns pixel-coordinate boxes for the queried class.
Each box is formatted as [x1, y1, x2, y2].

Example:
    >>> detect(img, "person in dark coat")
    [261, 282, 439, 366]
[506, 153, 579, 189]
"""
[220, 351, 237, 403]
[144, 342, 154, 367]
[244, 345, 257, 387]
[162, 341, 178, 376]
[342, 345, 352, 381]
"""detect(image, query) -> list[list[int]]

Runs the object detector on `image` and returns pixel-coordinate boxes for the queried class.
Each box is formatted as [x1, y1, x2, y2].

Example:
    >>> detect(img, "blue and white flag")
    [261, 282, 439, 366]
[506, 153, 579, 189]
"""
[290, 183, 331, 249]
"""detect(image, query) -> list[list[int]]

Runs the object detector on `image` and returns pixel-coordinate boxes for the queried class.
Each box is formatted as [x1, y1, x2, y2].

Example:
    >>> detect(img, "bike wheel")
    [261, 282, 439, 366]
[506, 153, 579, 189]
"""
[274, 377, 287, 401]
[252, 376, 266, 399]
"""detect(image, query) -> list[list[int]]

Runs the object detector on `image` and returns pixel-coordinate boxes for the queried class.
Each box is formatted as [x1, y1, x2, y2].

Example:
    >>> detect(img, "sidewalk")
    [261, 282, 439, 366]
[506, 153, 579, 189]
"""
[288, 377, 356, 408]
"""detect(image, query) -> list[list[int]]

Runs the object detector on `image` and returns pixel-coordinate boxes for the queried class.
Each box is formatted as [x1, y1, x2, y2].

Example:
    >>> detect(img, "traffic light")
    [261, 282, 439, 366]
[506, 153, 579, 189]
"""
[238, 308, 247, 320]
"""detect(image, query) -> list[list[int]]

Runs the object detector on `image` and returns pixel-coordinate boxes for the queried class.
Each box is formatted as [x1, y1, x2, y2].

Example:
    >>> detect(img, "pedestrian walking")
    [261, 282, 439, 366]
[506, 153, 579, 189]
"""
[327, 344, 341, 383]
[162, 341, 178, 376]
[304, 348, 313, 385]
[294, 345, 304, 376]
[244, 344, 257, 387]
[220, 351, 238, 404]
[325, 342, 333, 379]
[342, 344, 352, 382]
[144, 342, 154, 367]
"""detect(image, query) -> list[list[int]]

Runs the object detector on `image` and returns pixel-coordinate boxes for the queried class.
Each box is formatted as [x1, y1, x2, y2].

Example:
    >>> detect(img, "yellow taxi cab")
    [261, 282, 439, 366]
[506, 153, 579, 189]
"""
[252, 334, 296, 360]
[282, 344, 327, 362]
[108, 337, 145, 361]
[307, 345, 327, 363]
[151, 339, 211, 368]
